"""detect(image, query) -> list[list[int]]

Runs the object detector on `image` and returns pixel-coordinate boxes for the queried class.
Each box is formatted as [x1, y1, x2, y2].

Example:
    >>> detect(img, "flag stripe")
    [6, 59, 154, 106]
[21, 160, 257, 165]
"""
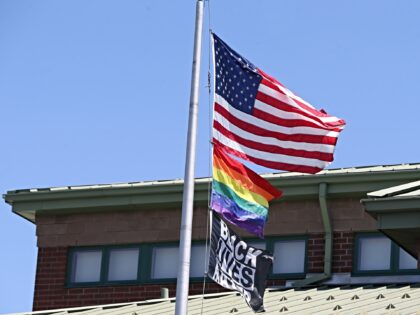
[259, 70, 344, 124]
[214, 130, 330, 168]
[214, 139, 323, 174]
[213, 167, 269, 208]
[214, 121, 334, 162]
[213, 153, 277, 200]
[212, 180, 268, 217]
[255, 90, 343, 129]
[215, 97, 340, 141]
[210, 191, 266, 238]
[214, 113, 335, 153]
[214, 146, 282, 199]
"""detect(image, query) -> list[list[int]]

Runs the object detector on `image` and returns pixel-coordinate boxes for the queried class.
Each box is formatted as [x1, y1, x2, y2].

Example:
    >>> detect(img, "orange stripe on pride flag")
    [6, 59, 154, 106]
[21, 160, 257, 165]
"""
[213, 155, 273, 202]
[213, 145, 282, 201]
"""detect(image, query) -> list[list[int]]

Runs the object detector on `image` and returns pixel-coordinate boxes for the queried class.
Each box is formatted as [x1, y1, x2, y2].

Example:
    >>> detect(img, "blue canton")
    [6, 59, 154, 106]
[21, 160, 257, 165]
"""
[213, 34, 262, 115]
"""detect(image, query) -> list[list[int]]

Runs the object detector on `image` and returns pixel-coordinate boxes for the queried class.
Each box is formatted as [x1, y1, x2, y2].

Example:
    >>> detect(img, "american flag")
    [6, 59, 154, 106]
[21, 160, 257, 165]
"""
[212, 33, 346, 174]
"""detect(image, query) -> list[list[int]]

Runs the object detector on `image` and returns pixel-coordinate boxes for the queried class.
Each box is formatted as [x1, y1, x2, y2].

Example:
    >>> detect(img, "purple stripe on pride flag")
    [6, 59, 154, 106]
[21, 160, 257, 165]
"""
[210, 190, 266, 238]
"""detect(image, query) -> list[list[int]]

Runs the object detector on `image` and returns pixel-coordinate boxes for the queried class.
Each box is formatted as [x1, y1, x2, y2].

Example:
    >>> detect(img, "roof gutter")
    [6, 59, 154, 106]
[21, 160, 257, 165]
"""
[294, 182, 332, 287]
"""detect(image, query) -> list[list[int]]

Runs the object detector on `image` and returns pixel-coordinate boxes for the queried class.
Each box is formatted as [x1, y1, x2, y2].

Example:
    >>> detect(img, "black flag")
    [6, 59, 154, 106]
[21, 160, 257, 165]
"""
[208, 213, 273, 312]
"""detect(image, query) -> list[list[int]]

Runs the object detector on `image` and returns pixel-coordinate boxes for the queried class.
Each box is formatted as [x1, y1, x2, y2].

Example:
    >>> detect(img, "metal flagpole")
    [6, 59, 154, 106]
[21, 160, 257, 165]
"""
[175, 1, 204, 314]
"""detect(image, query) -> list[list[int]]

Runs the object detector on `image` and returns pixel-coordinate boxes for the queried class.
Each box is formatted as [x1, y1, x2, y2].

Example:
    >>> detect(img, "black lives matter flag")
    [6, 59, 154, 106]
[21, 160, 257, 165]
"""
[208, 213, 273, 312]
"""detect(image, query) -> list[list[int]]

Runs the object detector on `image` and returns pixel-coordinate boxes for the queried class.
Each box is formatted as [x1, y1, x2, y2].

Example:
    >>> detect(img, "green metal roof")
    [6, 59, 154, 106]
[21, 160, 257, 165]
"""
[4, 162, 420, 223]
[7, 285, 420, 315]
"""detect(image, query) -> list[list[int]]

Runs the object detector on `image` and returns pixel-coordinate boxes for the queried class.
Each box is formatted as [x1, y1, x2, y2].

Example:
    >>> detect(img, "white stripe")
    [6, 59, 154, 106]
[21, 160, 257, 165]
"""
[258, 83, 342, 124]
[214, 111, 335, 154]
[215, 94, 340, 138]
[213, 129, 329, 169]
[254, 99, 331, 129]
[268, 80, 316, 110]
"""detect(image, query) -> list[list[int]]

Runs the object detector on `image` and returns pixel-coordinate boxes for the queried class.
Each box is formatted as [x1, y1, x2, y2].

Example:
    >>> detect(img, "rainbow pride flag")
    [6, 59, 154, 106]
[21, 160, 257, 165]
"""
[210, 145, 282, 238]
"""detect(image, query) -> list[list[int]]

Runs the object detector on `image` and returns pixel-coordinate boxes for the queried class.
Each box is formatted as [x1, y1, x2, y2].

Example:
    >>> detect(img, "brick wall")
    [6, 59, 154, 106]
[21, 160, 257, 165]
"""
[35, 198, 377, 248]
[33, 247, 287, 310]
[33, 197, 374, 310]
[307, 232, 354, 273]
[33, 232, 355, 310]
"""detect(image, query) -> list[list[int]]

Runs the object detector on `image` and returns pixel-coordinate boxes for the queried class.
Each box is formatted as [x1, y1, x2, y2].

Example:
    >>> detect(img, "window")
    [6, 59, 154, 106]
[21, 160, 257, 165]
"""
[272, 239, 306, 275]
[151, 244, 208, 279]
[357, 236, 391, 271]
[151, 246, 178, 279]
[399, 248, 417, 270]
[67, 237, 308, 287]
[190, 245, 208, 278]
[354, 233, 419, 275]
[68, 246, 141, 286]
[108, 248, 140, 281]
[70, 249, 102, 283]
[247, 241, 266, 250]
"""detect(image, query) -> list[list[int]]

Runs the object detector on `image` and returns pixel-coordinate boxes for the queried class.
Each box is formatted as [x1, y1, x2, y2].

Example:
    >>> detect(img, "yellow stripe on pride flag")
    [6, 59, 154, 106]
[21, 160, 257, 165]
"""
[213, 153, 275, 201]
[212, 166, 269, 208]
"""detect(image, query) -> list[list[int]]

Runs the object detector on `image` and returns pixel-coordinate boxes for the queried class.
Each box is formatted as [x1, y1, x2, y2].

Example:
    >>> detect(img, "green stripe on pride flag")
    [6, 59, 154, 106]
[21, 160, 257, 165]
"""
[212, 180, 268, 218]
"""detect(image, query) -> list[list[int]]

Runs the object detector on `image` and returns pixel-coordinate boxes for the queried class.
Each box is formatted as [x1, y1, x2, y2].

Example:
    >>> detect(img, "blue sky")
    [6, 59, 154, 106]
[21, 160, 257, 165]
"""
[1, 0, 420, 313]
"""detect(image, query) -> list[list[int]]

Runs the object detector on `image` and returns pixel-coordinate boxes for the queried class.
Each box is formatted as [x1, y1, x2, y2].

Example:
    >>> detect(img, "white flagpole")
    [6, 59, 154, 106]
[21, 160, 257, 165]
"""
[175, 1, 204, 314]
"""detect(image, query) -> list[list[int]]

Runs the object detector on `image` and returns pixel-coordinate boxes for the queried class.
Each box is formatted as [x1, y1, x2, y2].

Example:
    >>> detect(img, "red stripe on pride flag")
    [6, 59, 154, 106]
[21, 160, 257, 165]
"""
[213, 145, 282, 200]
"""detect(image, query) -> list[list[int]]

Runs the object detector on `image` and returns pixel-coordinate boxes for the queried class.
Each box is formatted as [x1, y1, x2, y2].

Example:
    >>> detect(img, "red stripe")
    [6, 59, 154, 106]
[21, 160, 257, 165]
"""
[213, 139, 323, 174]
[214, 121, 334, 162]
[259, 69, 346, 127]
[292, 96, 346, 128]
[253, 107, 340, 131]
[215, 103, 338, 146]
[258, 69, 286, 91]
[213, 145, 282, 199]
[256, 91, 343, 131]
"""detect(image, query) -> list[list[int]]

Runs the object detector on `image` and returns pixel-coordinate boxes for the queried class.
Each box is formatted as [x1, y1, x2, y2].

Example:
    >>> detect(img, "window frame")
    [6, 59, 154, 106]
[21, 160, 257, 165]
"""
[266, 235, 308, 280]
[66, 236, 308, 287]
[352, 232, 420, 276]
[67, 244, 143, 287]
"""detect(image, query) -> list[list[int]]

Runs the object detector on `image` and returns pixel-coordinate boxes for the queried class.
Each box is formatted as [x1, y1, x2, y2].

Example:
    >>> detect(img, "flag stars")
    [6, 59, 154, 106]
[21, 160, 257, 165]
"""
[213, 37, 262, 115]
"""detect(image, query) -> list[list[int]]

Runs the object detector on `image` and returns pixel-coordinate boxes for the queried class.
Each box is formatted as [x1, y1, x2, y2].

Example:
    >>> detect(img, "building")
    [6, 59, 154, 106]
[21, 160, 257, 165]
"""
[4, 163, 420, 312]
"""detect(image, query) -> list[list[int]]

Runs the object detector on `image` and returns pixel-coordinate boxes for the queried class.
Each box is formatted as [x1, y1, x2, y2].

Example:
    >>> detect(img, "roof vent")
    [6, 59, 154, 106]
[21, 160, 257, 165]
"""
[280, 296, 287, 301]
[326, 295, 335, 301]
[386, 304, 396, 310]
[351, 295, 360, 300]
[402, 293, 411, 299]
[279, 306, 288, 312]
[376, 294, 385, 299]
[333, 305, 342, 311]
[304, 296, 312, 301]
[229, 307, 238, 313]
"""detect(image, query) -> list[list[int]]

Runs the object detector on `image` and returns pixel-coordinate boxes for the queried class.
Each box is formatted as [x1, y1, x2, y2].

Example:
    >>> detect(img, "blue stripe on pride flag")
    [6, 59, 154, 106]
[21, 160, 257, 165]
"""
[210, 190, 266, 238]
[212, 180, 268, 217]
